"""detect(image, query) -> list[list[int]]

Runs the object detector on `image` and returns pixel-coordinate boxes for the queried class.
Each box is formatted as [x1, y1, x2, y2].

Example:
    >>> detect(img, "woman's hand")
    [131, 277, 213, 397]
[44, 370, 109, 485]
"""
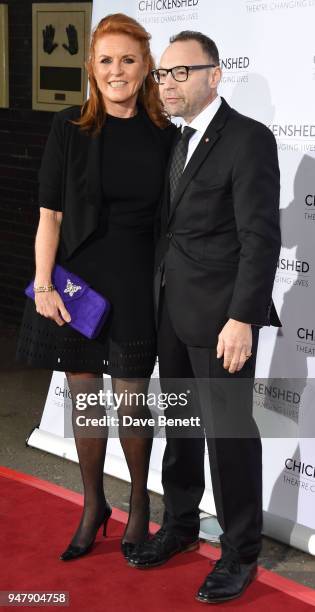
[35, 289, 71, 326]
[34, 208, 67, 325]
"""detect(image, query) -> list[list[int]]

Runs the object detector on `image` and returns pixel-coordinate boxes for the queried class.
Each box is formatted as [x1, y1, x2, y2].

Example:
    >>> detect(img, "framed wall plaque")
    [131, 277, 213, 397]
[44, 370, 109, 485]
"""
[0, 4, 9, 108]
[32, 3, 92, 111]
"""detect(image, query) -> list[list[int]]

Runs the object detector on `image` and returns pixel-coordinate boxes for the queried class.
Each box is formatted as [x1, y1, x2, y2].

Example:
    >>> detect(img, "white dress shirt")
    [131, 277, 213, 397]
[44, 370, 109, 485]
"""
[181, 95, 222, 168]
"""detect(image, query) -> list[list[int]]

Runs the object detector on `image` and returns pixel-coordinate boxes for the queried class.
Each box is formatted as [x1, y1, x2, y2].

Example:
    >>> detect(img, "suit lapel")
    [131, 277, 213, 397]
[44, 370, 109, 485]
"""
[168, 98, 231, 223]
[161, 128, 181, 231]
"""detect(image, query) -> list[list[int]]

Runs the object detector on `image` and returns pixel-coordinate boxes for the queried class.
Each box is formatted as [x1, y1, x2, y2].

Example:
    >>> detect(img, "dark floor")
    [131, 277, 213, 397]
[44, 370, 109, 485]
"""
[1, 325, 315, 590]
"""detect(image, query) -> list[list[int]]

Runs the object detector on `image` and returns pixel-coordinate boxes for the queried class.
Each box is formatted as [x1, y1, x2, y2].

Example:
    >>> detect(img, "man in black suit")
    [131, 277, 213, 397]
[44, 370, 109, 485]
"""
[128, 31, 281, 604]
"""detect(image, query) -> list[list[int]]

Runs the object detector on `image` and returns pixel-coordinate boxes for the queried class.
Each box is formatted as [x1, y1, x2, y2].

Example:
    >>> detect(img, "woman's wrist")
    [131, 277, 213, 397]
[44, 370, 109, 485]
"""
[34, 277, 52, 284]
[34, 270, 53, 285]
[34, 283, 55, 293]
[34, 272, 54, 292]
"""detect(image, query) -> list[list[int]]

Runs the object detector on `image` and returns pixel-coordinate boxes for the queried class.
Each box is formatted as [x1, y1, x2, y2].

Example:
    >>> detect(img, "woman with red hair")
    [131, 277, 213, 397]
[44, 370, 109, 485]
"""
[17, 14, 176, 561]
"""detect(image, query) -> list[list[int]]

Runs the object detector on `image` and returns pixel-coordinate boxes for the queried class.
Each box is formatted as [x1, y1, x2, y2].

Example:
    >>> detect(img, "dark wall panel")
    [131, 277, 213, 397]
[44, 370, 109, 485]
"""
[0, 0, 92, 325]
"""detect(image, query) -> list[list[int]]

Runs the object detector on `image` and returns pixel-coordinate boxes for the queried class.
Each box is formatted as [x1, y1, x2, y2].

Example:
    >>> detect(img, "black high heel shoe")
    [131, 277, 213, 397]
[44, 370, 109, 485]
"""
[60, 503, 112, 561]
[121, 492, 150, 560]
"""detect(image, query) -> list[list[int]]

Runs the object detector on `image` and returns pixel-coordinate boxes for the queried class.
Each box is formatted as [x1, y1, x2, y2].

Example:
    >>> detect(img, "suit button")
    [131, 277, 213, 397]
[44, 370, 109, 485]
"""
[166, 232, 173, 239]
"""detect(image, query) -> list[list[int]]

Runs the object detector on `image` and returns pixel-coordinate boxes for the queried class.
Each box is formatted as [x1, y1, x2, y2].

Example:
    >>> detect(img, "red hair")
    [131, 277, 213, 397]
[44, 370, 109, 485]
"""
[72, 13, 169, 133]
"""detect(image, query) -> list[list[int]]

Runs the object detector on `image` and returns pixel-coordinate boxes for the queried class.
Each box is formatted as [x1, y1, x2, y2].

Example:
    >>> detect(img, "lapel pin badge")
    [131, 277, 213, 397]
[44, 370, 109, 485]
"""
[205, 137, 210, 143]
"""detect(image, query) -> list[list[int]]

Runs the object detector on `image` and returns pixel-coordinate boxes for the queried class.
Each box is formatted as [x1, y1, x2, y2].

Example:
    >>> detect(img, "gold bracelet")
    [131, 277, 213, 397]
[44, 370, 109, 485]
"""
[34, 284, 55, 293]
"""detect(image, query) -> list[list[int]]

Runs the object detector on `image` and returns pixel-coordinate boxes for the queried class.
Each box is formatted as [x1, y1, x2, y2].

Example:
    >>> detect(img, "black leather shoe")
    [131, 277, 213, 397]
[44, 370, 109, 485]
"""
[196, 557, 258, 604]
[127, 526, 199, 569]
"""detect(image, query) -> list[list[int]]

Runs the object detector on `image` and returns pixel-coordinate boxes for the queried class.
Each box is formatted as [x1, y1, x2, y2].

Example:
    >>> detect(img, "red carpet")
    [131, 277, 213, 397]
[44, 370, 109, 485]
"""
[1, 466, 315, 611]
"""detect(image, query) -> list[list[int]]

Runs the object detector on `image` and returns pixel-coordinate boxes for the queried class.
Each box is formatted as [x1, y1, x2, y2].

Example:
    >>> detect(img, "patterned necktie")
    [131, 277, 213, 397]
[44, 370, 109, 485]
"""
[169, 126, 196, 205]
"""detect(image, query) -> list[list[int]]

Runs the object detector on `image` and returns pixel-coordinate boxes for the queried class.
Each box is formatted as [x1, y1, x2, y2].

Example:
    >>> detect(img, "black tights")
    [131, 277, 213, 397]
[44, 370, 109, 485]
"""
[66, 371, 153, 548]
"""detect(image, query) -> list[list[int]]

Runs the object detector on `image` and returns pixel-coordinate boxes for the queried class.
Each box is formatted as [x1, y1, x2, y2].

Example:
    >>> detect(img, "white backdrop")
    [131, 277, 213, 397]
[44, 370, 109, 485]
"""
[27, 0, 315, 554]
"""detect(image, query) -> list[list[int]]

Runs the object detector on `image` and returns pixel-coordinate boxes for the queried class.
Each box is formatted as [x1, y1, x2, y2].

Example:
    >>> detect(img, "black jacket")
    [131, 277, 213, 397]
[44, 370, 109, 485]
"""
[38, 105, 177, 260]
[155, 98, 282, 347]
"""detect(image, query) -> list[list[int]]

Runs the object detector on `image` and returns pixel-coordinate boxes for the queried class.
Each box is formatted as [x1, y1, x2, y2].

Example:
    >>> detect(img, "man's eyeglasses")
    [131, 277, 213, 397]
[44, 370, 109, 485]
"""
[151, 64, 217, 84]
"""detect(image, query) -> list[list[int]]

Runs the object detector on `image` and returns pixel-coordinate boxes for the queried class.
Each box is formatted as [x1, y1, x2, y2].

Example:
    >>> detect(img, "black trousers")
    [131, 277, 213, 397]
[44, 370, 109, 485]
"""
[157, 291, 262, 563]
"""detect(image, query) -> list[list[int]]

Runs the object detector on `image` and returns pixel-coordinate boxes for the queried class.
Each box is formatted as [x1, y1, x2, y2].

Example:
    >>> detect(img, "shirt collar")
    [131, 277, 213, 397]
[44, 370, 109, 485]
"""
[181, 95, 222, 135]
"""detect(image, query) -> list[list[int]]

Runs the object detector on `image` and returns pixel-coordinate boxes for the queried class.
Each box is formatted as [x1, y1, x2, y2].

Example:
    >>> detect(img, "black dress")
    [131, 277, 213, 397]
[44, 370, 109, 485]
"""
[16, 109, 170, 377]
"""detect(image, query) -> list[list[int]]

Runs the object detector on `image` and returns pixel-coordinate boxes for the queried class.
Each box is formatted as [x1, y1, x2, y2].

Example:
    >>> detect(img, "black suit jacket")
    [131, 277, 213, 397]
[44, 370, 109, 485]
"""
[38, 105, 177, 260]
[155, 98, 281, 347]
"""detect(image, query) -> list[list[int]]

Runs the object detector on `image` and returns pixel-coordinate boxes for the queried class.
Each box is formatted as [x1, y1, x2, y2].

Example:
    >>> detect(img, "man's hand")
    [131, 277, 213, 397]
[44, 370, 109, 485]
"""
[216, 319, 252, 374]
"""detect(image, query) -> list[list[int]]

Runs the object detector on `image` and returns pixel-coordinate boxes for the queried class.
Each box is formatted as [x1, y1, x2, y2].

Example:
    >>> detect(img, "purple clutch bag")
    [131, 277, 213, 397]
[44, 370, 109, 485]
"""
[25, 264, 111, 339]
